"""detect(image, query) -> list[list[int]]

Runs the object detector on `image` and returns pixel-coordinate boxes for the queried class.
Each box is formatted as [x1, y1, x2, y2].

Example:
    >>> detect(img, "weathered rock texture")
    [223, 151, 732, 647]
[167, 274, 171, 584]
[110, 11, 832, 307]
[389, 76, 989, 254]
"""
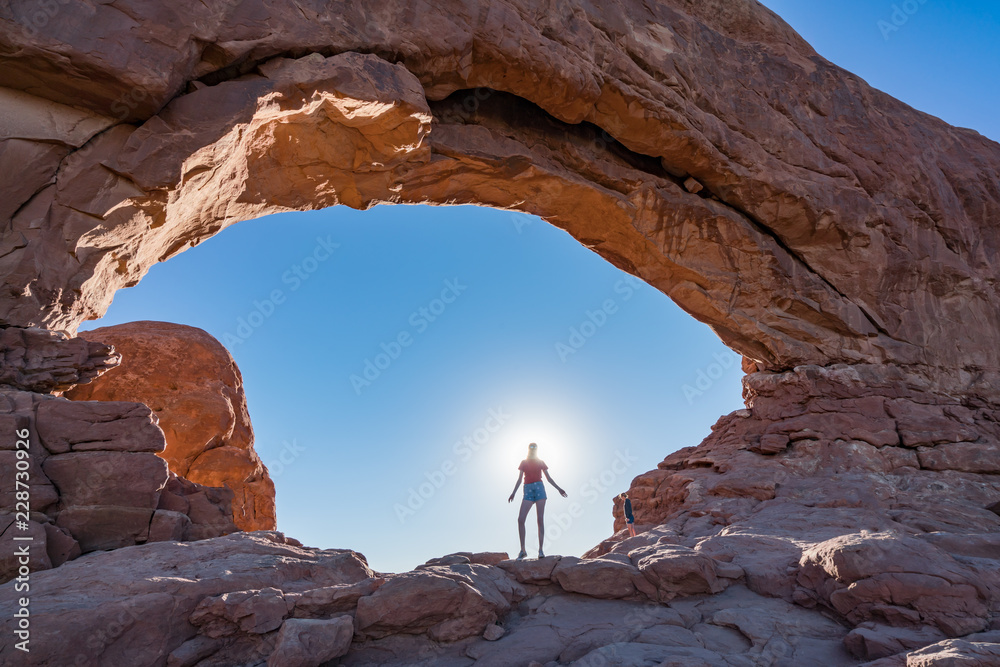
[589, 365, 1000, 660]
[64, 321, 276, 532]
[1, 0, 999, 665]
[0, 390, 237, 582]
[0, 532, 373, 666]
[0, 326, 119, 393]
[0, 0, 998, 397]
[7, 531, 994, 666]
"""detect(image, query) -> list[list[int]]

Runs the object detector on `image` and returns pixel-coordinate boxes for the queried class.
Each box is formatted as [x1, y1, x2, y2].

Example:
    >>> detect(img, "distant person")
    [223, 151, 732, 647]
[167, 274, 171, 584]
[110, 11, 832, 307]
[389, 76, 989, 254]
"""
[508, 442, 567, 559]
[620, 492, 636, 537]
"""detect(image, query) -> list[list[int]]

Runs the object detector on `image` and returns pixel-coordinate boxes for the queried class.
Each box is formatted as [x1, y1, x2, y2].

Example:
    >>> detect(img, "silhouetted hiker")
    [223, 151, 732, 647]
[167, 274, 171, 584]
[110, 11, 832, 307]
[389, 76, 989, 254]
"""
[620, 492, 636, 537]
[508, 442, 567, 559]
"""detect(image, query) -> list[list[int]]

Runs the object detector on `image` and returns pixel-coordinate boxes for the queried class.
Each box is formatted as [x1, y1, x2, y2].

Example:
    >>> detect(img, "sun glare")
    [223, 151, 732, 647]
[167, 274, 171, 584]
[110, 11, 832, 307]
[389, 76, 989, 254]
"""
[487, 416, 582, 486]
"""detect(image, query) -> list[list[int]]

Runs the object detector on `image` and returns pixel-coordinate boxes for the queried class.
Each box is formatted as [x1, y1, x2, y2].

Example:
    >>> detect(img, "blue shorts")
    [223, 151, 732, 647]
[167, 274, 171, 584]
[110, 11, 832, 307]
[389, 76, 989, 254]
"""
[523, 481, 547, 502]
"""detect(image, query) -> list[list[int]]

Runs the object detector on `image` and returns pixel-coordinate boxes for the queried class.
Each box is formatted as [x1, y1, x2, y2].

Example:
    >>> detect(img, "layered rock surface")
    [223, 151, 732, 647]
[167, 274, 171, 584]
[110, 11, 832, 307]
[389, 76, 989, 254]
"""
[0, 389, 238, 582]
[3, 520, 994, 666]
[65, 321, 276, 532]
[0, 326, 119, 393]
[590, 365, 1000, 661]
[0, 531, 855, 666]
[2, 368, 998, 665]
[1, 0, 999, 665]
[0, 0, 998, 397]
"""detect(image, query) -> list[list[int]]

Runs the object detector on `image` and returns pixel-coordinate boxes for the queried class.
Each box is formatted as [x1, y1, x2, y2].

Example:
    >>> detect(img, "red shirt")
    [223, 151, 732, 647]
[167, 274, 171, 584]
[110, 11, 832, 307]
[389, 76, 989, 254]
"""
[519, 458, 548, 484]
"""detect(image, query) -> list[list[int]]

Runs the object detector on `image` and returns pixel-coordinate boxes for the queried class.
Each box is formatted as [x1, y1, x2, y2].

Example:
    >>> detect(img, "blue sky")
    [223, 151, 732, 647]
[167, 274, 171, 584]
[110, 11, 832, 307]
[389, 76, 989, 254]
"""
[81, 4, 997, 572]
[759, 0, 998, 141]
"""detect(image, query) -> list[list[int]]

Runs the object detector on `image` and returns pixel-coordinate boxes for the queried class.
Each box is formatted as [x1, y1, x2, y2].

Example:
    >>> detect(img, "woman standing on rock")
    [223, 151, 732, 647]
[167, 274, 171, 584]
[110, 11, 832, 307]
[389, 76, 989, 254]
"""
[508, 442, 567, 559]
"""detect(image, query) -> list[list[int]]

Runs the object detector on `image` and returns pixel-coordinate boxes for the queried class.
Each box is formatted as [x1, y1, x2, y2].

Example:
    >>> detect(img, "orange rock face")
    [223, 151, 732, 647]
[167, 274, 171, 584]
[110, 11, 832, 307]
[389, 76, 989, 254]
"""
[1, 0, 1000, 664]
[64, 321, 276, 532]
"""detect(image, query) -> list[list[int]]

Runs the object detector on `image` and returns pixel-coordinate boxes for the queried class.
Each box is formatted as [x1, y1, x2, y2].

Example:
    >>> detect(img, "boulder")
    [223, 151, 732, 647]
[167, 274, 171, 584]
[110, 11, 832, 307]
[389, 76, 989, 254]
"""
[54, 506, 154, 552]
[267, 617, 354, 667]
[844, 624, 948, 660]
[354, 571, 499, 641]
[65, 322, 276, 531]
[497, 556, 562, 584]
[42, 451, 168, 508]
[190, 587, 289, 638]
[631, 544, 726, 601]
[292, 578, 384, 618]
[551, 556, 644, 599]
[799, 533, 989, 637]
[35, 398, 166, 454]
[147, 509, 190, 543]
[156, 473, 238, 541]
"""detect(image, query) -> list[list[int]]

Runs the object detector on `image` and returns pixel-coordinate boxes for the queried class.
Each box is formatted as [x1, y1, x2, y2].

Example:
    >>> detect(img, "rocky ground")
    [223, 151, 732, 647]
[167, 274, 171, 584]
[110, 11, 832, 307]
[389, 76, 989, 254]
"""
[2, 360, 999, 666]
[1, 523, 997, 666]
[2, 0, 1000, 664]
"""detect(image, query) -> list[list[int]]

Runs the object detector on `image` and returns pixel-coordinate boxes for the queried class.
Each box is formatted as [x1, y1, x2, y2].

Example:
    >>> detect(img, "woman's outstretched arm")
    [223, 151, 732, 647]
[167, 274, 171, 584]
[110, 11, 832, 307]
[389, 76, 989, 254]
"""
[543, 470, 568, 497]
[508, 471, 524, 502]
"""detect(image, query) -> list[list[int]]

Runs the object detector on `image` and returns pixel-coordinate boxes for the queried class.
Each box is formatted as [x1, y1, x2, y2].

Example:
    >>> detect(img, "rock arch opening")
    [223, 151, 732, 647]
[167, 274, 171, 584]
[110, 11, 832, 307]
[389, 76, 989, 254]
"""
[5, 55, 924, 373]
[3, 1, 1000, 662]
[68, 202, 746, 572]
[6, 41, 997, 399]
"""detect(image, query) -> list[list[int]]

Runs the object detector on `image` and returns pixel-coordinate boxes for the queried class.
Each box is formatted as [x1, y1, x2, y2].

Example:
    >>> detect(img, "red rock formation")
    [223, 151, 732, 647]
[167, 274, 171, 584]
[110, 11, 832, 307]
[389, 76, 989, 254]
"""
[0, 390, 237, 581]
[589, 365, 1000, 659]
[0, 532, 372, 666]
[1, 0, 999, 664]
[0, 1, 998, 401]
[64, 321, 276, 532]
[0, 327, 118, 392]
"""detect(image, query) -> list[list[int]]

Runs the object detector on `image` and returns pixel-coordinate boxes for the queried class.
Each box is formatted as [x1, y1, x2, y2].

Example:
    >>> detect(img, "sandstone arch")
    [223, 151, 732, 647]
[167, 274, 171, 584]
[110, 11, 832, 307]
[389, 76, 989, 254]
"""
[2, 1, 1000, 665]
[1, 0, 998, 398]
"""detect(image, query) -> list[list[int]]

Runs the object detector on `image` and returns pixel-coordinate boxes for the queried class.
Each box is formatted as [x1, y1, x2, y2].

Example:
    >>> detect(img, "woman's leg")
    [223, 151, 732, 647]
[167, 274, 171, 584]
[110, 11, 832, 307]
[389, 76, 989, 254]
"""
[517, 499, 533, 553]
[535, 499, 547, 551]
